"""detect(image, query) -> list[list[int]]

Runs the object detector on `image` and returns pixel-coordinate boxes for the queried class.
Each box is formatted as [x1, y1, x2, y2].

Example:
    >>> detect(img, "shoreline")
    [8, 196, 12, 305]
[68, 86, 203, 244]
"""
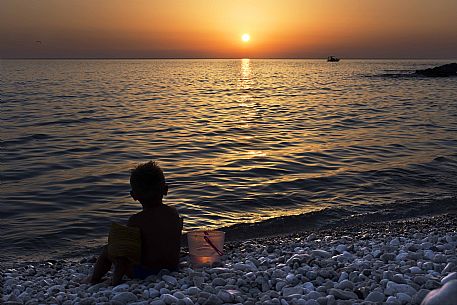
[3, 213, 457, 304]
[220, 195, 457, 242]
[4, 195, 457, 264]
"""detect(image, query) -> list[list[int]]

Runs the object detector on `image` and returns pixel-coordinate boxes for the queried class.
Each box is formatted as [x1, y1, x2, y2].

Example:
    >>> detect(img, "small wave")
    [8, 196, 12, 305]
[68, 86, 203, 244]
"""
[35, 116, 112, 127]
[2, 133, 53, 146]
[222, 195, 457, 241]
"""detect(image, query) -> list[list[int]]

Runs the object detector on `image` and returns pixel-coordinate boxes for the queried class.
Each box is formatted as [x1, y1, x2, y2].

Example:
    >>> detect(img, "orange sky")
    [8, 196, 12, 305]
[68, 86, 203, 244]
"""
[1, 0, 456, 58]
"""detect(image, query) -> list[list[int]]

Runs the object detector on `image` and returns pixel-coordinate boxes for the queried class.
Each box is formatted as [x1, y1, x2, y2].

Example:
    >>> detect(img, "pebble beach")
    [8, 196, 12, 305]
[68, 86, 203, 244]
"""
[2, 213, 457, 305]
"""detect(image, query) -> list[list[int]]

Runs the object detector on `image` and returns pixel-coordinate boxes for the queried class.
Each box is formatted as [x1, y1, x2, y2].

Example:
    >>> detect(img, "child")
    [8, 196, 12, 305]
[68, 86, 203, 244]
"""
[86, 161, 182, 285]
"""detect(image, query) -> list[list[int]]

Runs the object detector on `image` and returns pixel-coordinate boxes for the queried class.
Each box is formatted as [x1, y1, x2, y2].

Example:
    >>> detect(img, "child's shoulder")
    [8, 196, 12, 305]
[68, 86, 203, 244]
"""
[127, 212, 141, 226]
[160, 204, 180, 217]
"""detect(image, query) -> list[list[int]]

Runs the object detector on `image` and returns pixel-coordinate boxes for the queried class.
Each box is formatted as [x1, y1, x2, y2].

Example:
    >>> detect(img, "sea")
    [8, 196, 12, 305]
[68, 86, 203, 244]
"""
[1, 59, 457, 262]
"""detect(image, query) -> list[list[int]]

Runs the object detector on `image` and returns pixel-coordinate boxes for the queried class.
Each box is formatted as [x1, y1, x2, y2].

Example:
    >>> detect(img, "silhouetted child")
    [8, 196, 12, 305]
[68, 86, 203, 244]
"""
[86, 161, 182, 285]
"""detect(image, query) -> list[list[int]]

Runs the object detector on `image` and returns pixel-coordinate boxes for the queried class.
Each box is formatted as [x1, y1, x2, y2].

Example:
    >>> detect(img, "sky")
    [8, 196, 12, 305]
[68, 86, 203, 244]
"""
[1, 0, 456, 59]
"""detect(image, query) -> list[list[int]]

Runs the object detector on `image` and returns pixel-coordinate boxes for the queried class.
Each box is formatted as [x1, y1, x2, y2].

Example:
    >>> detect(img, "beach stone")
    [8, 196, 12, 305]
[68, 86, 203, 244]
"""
[407, 252, 421, 260]
[319, 269, 336, 279]
[234, 263, 256, 272]
[79, 297, 96, 305]
[276, 281, 287, 291]
[193, 276, 205, 288]
[286, 254, 310, 265]
[386, 296, 400, 305]
[112, 292, 138, 305]
[182, 297, 194, 305]
[328, 288, 358, 300]
[414, 276, 427, 286]
[150, 300, 166, 305]
[149, 288, 160, 298]
[187, 286, 200, 295]
[173, 291, 186, 299]
[334, 252, 354, 263]
[442, 262, 455, 274]
[325, 295, 336, 305]
[365, 291, 385, 302]
[311, 250, 331, 259]
[424, 250, 434, 260]
[338, 272, 348, 283]
[390, 238, 400, 247]
[307, 271, 318, 280]
[335, 280, 353, 291]
[202, 294, 222, 305]
[385, 281, 417, 296]
[421, 279, 457, 305]
[383, 271, 394, 280]
[424, 280, 441, 290]
[286, 274, 297, 284]
[47, 284, 63, 294]
[396, 252, 408, 261]
[273, 269, 287, 279]
[112, 283, 130, 293]
[441, 272, 457, 285]
[411, 289, 430, 304]
[393, 274, 406, 284]
[283, 286, 303, 297]
[308, 291, 322, 300]
[217, 290, 233, 303]
[161, 294, 179, 304]
[381, 253, 396, 262]
[305, 300, 319, 305]
[396, 292, 411, 304]
[162, 275, 178, 286]
[335, 245, 347, 254]
[315, 296, 327, 305]
[372, 249, 382, 258]
[211, 277, 227, 287]
[432, 254, 447, 263]
[423, 262, 434, 270]
[421, 242, 433, 250]
[87, 283, 106, 294]
[303, 282, 315, 291]
[410, 267, 423, 274]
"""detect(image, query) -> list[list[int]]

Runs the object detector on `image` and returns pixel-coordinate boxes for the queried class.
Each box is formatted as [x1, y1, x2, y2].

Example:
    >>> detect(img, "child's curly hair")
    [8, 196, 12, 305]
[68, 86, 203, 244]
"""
[130, 161, 166, 199]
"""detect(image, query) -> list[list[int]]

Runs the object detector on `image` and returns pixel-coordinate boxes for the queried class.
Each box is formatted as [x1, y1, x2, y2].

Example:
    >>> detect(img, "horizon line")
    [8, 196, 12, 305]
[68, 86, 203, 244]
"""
[2, 57, 456, 60]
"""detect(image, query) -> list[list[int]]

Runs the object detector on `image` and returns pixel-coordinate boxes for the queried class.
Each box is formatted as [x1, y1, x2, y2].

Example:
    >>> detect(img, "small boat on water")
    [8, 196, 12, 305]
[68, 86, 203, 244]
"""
[327, 56, 340, 62]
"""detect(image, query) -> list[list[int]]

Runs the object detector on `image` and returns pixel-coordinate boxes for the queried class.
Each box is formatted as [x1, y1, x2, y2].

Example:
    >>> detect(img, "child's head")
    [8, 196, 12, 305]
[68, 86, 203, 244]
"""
[130, 161, 168, 202]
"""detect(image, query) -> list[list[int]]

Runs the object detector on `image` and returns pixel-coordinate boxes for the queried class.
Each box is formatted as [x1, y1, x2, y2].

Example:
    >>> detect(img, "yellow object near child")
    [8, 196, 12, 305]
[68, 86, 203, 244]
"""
[107, 223, 141, 263]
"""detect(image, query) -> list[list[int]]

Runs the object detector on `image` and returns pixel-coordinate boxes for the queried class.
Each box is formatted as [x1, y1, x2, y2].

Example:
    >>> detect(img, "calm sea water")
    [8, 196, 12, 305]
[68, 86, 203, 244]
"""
[1, 59, 457, 260]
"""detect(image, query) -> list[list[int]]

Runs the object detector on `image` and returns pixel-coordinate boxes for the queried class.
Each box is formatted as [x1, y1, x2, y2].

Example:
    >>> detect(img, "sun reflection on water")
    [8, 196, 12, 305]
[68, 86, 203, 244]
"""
[241, 58, 251, 81]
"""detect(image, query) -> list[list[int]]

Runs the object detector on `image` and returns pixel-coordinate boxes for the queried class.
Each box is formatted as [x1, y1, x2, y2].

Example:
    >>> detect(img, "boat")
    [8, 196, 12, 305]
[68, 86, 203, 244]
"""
[327, 56, 340, 62]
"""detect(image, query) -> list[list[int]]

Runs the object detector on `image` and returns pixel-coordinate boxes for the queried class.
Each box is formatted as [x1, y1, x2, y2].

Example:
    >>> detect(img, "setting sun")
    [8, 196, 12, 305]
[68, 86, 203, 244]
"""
[241, 33, 250, 42]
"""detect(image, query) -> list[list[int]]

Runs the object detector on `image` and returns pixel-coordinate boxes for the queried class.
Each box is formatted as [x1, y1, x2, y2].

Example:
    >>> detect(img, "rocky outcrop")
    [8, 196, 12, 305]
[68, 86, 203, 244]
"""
[416, 63, 457, 77]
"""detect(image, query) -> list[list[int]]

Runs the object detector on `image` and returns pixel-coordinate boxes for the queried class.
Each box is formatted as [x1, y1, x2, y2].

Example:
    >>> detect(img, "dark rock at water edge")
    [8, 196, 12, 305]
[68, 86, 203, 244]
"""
[415, 63, 457, 77]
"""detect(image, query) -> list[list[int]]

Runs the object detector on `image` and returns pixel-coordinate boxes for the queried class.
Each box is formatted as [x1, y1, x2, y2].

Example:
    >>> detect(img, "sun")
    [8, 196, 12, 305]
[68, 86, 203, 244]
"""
[241, 33, 250, 42]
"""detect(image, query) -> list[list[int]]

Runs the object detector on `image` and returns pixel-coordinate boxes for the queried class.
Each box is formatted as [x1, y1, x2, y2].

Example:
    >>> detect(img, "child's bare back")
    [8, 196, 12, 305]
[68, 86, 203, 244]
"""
[128, 204, 181, 270]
